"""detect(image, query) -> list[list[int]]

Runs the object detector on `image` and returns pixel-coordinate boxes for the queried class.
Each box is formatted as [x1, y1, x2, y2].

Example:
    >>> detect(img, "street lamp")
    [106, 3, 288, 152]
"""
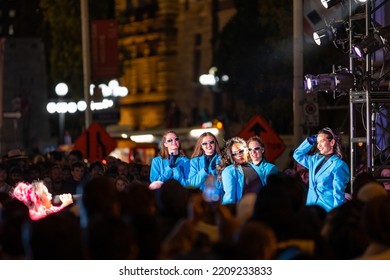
[199, 67, 229, 118]
[55, 82, 68, 145]
[47, 80, 128, 145]
[46, 82, 80, 145]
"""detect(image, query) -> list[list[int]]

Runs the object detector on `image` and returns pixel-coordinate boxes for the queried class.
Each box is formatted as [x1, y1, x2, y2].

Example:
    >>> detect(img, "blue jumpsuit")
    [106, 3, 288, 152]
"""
[293, 139, 350, 212]
[187, 153, 222, 191]
[149, 155, 190, 187]
[221, 160, 278, 204]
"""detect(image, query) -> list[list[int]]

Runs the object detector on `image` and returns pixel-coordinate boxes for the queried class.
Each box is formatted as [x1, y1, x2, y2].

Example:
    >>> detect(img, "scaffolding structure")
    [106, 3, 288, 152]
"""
[349, 0, 390, 189]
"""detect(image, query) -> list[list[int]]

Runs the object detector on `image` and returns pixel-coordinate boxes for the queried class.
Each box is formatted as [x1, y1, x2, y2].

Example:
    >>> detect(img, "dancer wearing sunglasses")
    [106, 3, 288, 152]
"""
[187, 132, 222, 200]
[293, 127, 350, 212]
[246, 135, 278, 183]
[218, 137, 277, 205]
[149, 130, 190, 189]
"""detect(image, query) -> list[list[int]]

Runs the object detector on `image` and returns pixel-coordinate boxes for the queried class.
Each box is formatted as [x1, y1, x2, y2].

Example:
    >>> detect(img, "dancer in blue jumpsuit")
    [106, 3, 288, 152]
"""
[293, 127, 350, 212]
[150, 130, 190, 188]
[219, 137, 278, 205]
[187, 132, 222, 200]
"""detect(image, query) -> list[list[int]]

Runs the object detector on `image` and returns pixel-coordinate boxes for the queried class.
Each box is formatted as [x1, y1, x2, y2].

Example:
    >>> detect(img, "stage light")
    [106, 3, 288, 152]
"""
[352, 25, 390, 58]
[304, 69, 355, 94]
[354, 0, 367, 5]
[321, 0, 366, 9]
[313, 20, 348, 46]
[321, 0, 342, 9]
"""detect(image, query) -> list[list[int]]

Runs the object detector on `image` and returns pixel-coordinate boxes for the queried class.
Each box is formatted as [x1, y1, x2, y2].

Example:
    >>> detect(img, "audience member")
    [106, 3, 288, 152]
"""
[11, 180, 73, 221]
[86, 214, 135, 259]
[379, 167, 390, 194]
[47, 164, 66, 196]
[351, 171, 377, 200]
[62, 161, 86, 194]
[66, 150, 84, 167]
[88, 161, 105, 180]
[23, 211, 83, 259]
[356, 196, 390, 259]
[234, 220, 277, 260]
[0, 197, 30, 259]
[0, 163, 11, 194]
[356, 181, 388, 203]
[321, 199, 369, 259]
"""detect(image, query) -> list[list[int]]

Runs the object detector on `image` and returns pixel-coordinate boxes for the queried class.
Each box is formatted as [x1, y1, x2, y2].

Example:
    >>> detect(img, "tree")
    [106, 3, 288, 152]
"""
[39, 0, 115, 99]
[39, 0, 114, 137]
[39, 0, 83, 98]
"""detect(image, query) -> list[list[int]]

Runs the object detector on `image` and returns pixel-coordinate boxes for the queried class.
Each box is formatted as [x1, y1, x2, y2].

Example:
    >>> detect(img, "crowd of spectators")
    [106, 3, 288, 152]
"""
[0, 148, 389, 260]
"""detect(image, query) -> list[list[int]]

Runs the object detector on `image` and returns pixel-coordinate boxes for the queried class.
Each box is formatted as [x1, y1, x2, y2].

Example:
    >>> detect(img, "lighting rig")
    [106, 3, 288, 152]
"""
[304, 0, 390, 189]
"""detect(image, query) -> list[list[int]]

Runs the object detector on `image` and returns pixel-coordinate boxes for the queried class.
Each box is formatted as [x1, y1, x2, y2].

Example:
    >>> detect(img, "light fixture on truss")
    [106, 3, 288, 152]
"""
[320, 0, 367, 9]
[352, 25, 390, 58]
[304, 67, 355, 94]
[313, 20, 349, 47]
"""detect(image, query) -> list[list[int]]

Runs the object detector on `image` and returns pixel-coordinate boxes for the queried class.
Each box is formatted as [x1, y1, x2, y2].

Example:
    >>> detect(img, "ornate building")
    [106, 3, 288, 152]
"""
[113, 0, 235, 132]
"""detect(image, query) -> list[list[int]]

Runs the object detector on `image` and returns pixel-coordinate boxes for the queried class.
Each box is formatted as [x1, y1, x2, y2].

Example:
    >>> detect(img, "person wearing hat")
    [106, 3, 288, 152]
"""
[4, 149, 28, 164]
[4, 149, 29, 185]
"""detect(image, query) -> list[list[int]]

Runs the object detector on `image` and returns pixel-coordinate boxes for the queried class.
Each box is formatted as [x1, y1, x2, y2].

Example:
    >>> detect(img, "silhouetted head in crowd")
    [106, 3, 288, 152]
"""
[88, 161, 105, 179]
[23, 212, 83, 259]
[352, 172, 377, 200]
[154, 179, 189, 218]
[356, 181, 387, 203]
[86, 214, 135, 260]
[361, 195, 390, 247]
[67, 150, 84, 166]
[321, 199, 369, 259]
[234, 220, 277, 260]
[81, 176, 120, 225]
[253, 173, 305, 217]
[0, 198, 30, 259]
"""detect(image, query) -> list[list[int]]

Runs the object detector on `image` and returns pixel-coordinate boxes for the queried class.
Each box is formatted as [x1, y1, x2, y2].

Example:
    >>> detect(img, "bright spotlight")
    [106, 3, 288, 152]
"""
[304, 69, 355, 94]
[320, 0, 342, 9]
[313, 20, 348, 47]
[352, 25, 390, 58]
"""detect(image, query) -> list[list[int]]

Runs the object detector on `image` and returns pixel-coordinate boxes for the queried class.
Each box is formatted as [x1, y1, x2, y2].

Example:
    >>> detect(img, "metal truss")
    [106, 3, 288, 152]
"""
[349, 0, 390, 189]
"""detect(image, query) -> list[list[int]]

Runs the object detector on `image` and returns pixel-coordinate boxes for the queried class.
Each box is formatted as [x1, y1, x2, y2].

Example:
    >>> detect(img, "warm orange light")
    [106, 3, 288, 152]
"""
[216, 121, 223, 129]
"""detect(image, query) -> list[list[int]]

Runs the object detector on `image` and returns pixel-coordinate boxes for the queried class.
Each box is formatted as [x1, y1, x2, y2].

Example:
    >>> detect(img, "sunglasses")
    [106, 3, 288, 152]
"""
[166, 137, 179, 143]
[201, 140, 215, 146]
[232, 149, 245, 157]
[248, 146, 262, 152]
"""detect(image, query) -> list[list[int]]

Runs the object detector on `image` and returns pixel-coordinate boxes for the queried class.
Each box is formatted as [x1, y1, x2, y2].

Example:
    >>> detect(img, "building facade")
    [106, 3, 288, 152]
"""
[114, 0, 235, 132]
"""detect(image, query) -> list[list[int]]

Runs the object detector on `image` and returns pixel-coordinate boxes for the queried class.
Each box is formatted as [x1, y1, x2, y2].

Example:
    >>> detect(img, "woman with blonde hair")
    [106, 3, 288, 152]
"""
[188, 132, 222, 201]
[149, 130, 190, 189]
[12, 180, 73, 220]
[218, 137, 277, 205]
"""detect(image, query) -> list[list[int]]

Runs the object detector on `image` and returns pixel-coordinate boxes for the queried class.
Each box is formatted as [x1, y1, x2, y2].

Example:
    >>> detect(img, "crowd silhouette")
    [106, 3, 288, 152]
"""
[0, 144, 389, 260]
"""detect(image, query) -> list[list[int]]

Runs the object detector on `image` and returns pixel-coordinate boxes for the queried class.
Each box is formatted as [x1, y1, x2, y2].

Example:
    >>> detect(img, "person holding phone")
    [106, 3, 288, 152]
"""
[188, 132, 222, 201]
[149, 130, 190, 189]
